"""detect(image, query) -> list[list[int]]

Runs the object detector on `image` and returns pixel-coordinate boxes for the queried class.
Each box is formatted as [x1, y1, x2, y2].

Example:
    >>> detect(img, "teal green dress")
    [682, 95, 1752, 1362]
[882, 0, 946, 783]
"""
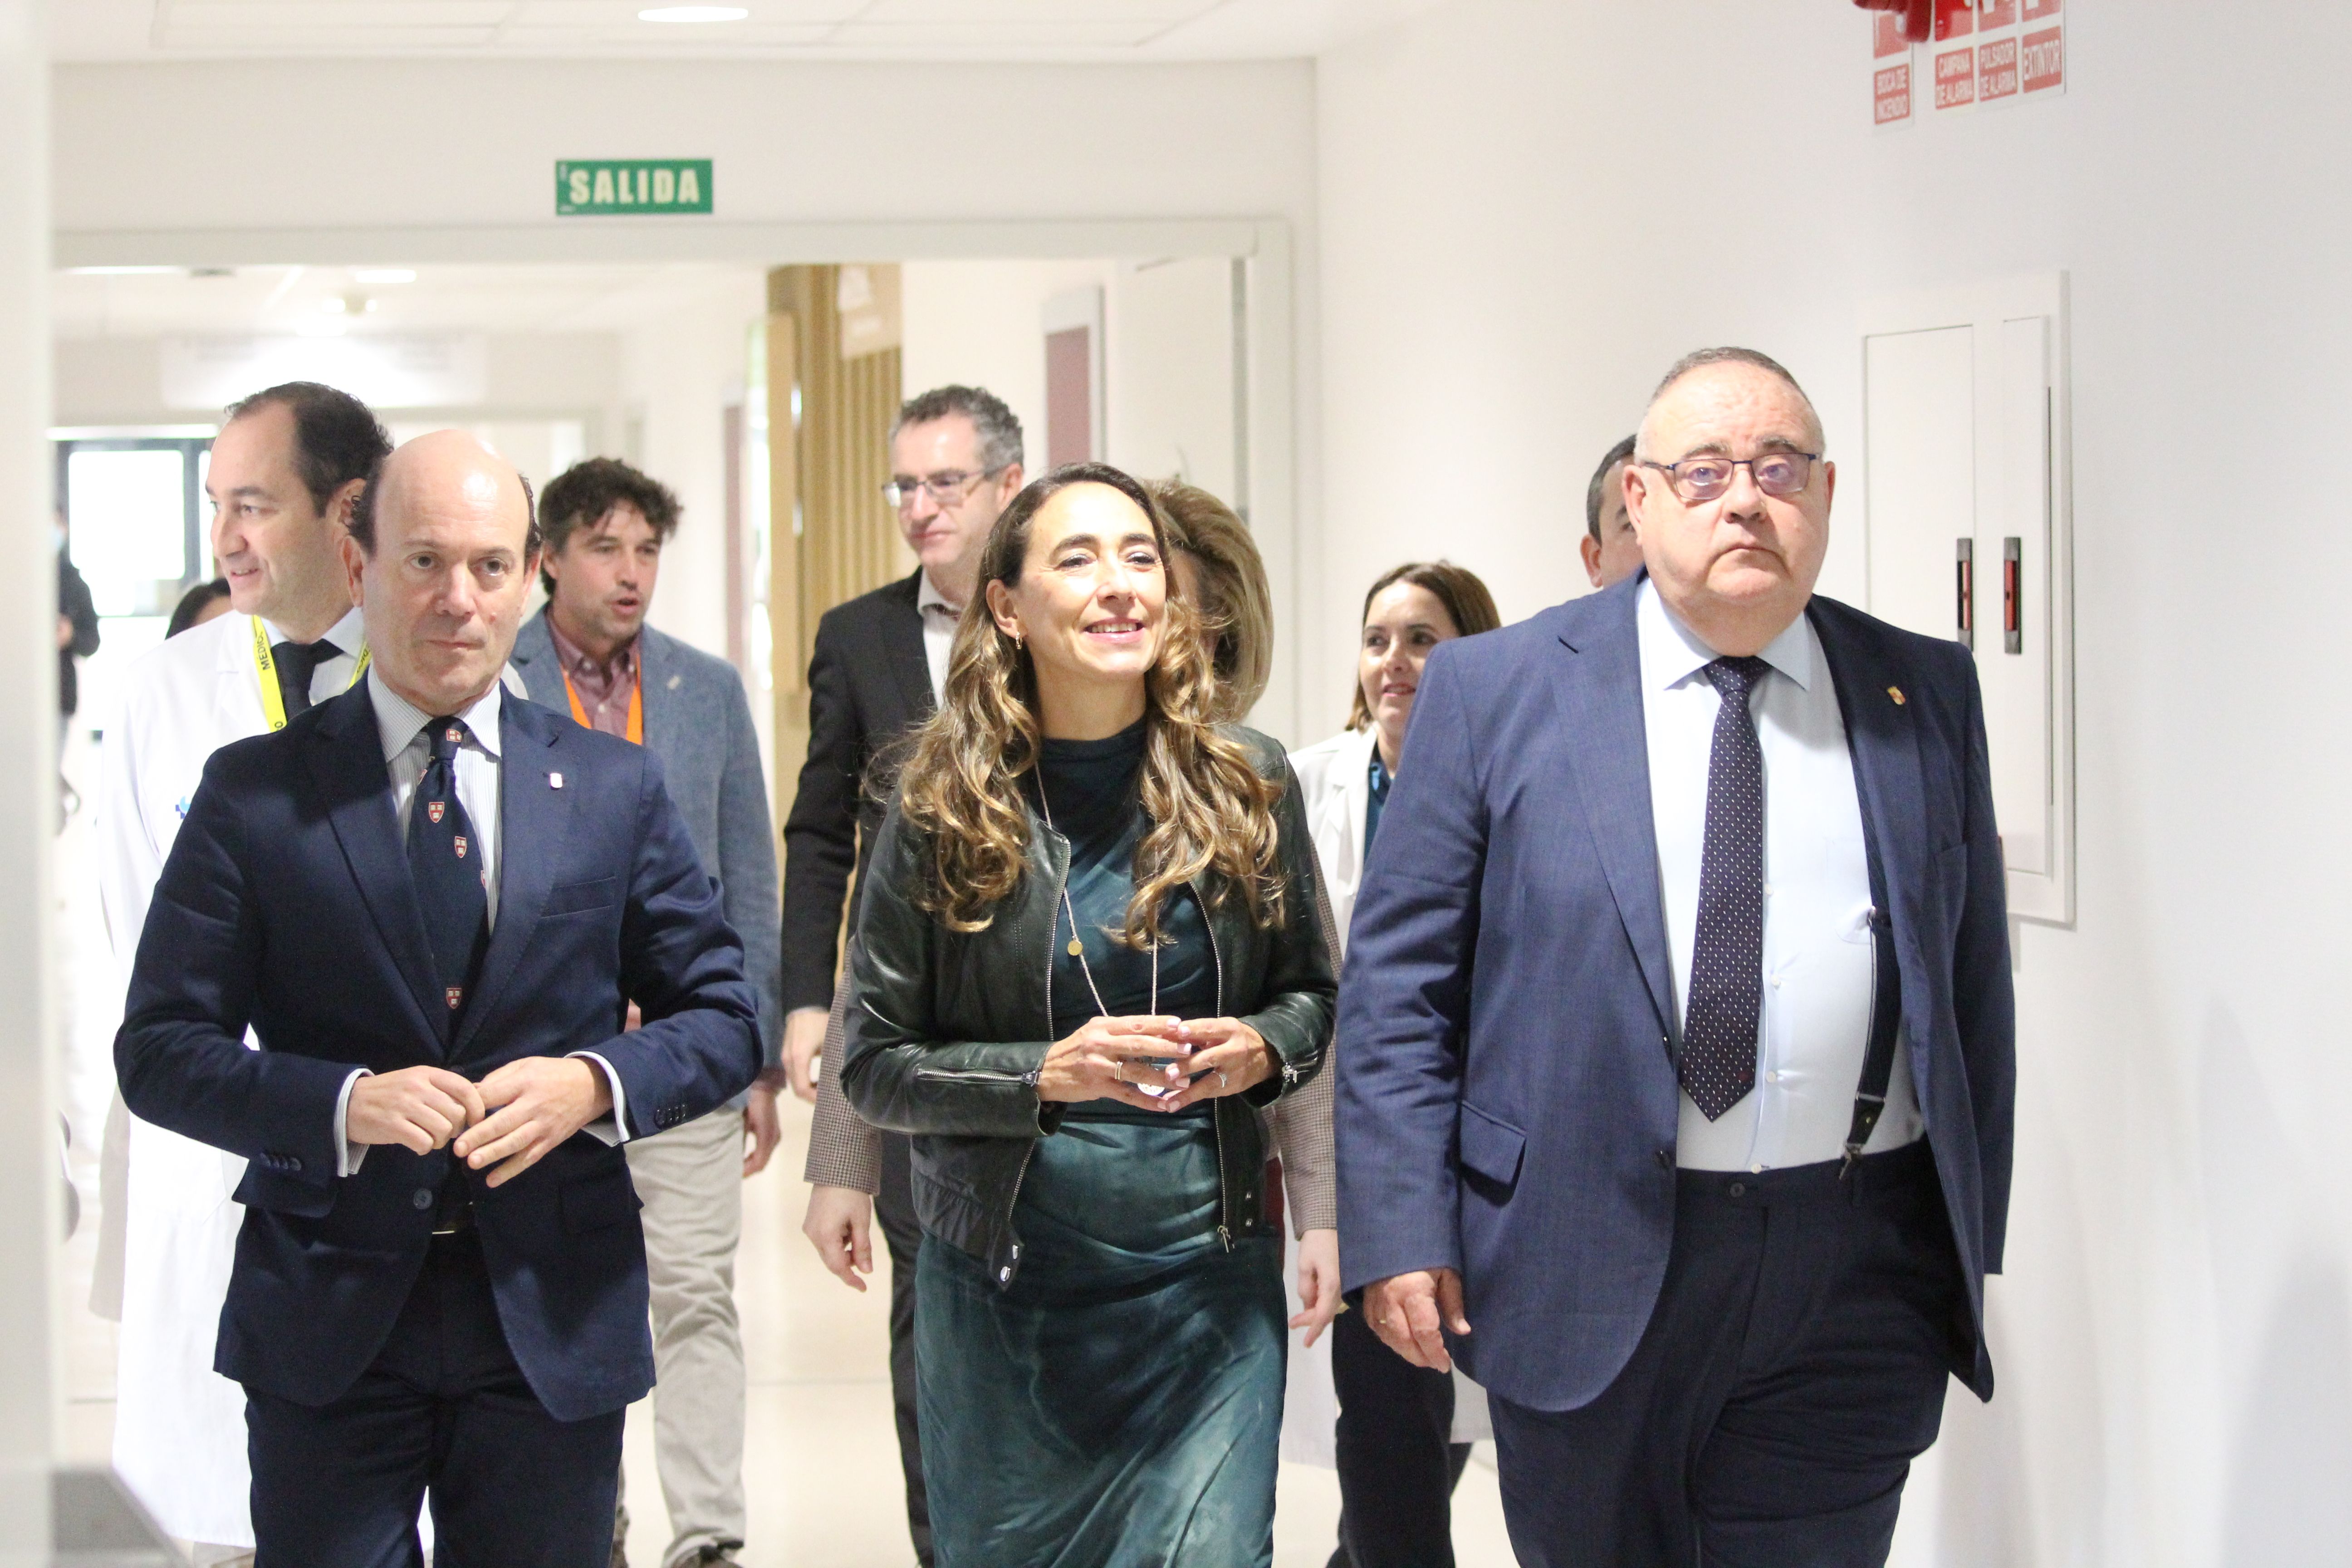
[914, 721, 1287, 1568]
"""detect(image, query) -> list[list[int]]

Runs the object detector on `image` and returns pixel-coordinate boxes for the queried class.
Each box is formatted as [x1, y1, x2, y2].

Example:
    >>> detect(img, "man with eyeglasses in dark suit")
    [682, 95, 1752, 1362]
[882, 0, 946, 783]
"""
[1341, 348, 2014, 1567]
[789, 383, 1024, 1567]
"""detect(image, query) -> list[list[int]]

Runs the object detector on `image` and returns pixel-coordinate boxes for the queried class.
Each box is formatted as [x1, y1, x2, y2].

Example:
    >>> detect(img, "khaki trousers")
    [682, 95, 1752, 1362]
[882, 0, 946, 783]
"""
[620, 1106, 748, 1565]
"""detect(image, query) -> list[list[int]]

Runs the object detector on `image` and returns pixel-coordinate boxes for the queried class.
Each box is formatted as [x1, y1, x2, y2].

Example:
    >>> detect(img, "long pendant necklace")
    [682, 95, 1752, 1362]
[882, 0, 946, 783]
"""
[1035, 771, 1158, 1020]
[1037, 769, 1181, 1102]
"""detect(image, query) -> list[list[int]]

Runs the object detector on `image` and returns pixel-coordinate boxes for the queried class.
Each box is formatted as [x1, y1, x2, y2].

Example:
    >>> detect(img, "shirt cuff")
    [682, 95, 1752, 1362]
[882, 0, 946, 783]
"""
[569, 1051, 629, 1146]
[333, 1068, 373, 1177]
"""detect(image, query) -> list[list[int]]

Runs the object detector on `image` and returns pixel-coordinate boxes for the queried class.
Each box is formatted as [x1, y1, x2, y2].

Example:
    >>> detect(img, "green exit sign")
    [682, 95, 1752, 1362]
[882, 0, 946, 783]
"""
[556, 159, 712, 216]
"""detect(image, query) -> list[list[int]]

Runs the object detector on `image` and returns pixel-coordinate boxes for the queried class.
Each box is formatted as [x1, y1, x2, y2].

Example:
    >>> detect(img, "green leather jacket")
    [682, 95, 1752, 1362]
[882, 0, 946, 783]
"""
[837, 726, 1336, 1289]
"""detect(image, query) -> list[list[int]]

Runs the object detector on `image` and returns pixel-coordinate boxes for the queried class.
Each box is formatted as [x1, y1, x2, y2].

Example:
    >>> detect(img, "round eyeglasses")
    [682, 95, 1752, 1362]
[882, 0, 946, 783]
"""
[1639, 451, 1819, 504]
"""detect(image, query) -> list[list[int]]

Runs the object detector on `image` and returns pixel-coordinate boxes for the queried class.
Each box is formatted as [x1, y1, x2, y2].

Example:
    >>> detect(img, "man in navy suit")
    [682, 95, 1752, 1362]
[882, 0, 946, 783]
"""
[116, 430, 763, 1568]
[1337, 349, 2014, 1567]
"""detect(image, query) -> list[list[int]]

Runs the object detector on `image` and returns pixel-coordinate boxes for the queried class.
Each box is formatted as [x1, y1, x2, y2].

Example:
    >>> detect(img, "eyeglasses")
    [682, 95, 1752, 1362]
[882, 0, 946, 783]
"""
[882, 466, 1007, 510]
[1639, 451, 1820, 504]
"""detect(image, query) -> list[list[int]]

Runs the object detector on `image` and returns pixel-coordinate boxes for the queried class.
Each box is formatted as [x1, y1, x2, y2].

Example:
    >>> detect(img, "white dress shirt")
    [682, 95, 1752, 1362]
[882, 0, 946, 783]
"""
[916, 569, 960, 705]
[375, 671, 507, 924]
[1637, 578, 1923, 1173]
[261, 602, 369, 705]
[333, 670, 626, 1173]
[262, 604, 370, 706]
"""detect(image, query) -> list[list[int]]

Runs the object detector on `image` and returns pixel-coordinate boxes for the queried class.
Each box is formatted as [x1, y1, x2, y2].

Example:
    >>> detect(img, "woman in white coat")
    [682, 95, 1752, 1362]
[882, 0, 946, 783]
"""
[1288, 560, 1501, 1568]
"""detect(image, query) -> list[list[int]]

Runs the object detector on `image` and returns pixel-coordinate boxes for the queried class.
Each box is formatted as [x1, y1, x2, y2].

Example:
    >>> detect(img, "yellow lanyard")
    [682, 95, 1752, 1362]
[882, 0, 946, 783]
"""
[563, 664, 643, 746]
[252, 616, 371, 733]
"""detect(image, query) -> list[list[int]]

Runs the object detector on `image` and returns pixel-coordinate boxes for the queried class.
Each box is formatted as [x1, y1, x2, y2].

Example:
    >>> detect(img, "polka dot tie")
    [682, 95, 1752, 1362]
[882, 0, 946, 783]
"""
[408, 717, 490, 1024]
[1681, 656, 1770, 1121]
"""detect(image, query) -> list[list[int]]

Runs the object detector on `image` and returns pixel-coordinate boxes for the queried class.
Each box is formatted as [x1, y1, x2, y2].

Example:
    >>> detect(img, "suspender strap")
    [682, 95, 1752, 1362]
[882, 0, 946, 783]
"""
[1843, 833, 1904, 1177]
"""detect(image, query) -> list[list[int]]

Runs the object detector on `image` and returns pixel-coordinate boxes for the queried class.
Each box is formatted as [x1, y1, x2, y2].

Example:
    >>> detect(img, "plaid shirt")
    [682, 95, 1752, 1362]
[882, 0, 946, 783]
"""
[545, 615, 639, 740]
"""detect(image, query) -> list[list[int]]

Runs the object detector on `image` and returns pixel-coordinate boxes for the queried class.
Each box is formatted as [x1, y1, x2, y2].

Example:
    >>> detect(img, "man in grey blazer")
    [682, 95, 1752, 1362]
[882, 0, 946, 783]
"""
[511, 458, 781, 1568]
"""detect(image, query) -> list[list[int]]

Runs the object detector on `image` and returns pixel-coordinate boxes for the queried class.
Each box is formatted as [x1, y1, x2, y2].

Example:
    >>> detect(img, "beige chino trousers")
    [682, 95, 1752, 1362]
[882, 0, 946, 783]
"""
[620, 1106, 748, 1566]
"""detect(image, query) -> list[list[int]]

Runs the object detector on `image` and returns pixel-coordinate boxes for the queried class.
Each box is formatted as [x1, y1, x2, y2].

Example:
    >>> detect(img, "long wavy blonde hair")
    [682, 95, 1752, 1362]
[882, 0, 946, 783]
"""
[897, 463, 1286, 945]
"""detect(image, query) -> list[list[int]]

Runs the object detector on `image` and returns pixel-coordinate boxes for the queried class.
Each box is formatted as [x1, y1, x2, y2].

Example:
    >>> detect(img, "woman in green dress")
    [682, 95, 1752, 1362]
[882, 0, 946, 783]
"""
[838, 462, 1336, 1568]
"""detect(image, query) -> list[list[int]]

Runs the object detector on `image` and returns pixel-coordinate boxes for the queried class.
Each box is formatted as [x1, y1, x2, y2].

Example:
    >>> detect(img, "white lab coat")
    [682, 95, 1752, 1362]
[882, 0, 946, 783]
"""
[99, 608, 530, 1546]
[1280, 727, 1491, 1470]
[97, 606, 371, 1548]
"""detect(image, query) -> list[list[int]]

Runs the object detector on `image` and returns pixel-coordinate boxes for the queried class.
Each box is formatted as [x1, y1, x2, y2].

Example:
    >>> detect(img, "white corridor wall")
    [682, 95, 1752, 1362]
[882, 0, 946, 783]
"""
[1316, 3, 2352, 1565]
[619, 271, 766, 661]
[902, 256, 1239, 504]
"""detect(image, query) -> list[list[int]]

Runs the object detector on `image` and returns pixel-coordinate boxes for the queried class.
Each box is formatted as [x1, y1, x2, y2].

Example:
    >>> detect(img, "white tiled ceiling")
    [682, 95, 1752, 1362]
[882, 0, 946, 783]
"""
[54, 0, 1449, 61]
[52, 262, 766, 338]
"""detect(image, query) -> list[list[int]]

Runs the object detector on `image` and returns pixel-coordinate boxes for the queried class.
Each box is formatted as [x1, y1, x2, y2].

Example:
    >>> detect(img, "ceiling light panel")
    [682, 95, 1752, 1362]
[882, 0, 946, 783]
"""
[155, 26, 504, 47]
[165, 1, 515, 24]
[513, 0, 863, 19]
[552, 25, 837, 45]
[855, 0, 1220, 17]
[825, 20, 1176, 45]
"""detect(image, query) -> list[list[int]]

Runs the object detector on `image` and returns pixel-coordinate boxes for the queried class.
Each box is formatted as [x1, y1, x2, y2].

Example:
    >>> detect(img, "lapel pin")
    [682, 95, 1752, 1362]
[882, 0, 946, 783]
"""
[666, 674, 682, 691]
[549, 771, 564, 789]
[1887, 685, 1906, 706]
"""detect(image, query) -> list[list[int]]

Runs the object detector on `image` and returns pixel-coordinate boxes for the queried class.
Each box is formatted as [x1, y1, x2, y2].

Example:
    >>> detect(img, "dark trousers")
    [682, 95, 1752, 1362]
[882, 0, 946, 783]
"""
[1488, 1141, 1969, 1568]
[1329, 1303, 1470, 1568]
[245, 1231, 625, 1568]
[877, 1130, 934, 1567]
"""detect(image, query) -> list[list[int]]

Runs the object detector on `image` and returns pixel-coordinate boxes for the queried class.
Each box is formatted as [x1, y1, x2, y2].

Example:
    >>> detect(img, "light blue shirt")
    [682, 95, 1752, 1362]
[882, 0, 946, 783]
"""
[1636, 578, 1924, 1173]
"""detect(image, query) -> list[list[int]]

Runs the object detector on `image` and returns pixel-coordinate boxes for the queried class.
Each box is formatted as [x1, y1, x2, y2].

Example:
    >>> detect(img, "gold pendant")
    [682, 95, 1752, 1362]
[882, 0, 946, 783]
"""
[1067, 938, 1085, 957]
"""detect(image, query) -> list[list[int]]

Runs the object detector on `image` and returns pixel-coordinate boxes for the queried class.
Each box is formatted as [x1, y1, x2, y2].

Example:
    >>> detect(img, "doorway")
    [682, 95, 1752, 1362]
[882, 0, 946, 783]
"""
[48, 230, 1317, 1567]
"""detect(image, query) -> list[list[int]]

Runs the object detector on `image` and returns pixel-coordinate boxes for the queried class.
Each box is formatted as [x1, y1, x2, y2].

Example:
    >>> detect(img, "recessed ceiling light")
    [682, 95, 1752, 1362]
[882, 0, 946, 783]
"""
[638, 6, 749, 21]
[354, 268, 416, 284]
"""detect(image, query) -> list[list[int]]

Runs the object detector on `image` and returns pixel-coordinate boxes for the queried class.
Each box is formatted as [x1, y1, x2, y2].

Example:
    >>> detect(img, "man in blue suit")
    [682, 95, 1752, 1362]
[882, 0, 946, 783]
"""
[117, 430, 763, 1568]
[1337, 349, 2014, 1567]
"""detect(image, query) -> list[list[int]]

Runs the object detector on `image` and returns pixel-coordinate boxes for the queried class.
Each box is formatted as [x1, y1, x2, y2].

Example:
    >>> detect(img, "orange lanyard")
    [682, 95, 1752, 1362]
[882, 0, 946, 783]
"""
[562, 663, 642, 745]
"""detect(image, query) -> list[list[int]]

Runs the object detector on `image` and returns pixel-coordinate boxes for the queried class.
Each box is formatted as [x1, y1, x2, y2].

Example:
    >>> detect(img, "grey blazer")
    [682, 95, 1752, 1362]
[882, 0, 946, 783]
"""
[512, 610, 782, 1069]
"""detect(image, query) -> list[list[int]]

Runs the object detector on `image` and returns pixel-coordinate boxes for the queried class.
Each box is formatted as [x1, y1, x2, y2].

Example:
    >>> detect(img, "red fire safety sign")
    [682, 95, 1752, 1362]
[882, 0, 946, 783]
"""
[1978, 34, 2020, 101]
[1875, 59, 1914, 125]
[1871, 0, 2062, 125]
[2021, 23, 2064, 93]
[1934, 45, 1977, 109]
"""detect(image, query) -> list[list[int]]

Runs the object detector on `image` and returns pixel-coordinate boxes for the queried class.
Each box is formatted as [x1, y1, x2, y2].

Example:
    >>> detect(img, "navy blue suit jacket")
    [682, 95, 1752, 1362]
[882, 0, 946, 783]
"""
[1335, 577, 2014, 1411]
[115, 684, 762, 1421]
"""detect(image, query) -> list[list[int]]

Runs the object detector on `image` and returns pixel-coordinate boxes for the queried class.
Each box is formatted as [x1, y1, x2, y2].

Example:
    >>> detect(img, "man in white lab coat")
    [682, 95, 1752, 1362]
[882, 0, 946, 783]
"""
[98, 381, 391, 1564]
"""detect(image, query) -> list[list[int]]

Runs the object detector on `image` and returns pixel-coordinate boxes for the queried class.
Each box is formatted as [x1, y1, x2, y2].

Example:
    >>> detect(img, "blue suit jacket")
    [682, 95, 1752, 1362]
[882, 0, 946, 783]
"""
[510, 611, 782, 1069]
[115, 685, 762, 1421]
[1335, 577, 2014, 1411]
